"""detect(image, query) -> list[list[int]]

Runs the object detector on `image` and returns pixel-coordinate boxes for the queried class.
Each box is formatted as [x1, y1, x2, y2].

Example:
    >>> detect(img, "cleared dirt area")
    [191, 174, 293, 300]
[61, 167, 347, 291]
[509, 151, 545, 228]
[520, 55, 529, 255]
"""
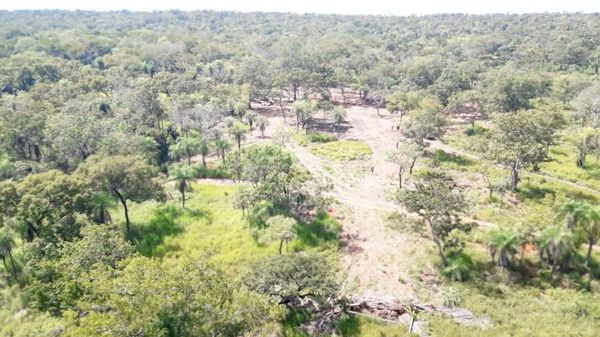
[251, 100, 427, 300]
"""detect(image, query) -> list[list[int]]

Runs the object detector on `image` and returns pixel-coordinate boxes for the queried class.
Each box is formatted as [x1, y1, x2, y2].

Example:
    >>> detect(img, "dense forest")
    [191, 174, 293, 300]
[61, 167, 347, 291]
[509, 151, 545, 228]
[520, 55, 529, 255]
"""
[1, 10, 600, 337]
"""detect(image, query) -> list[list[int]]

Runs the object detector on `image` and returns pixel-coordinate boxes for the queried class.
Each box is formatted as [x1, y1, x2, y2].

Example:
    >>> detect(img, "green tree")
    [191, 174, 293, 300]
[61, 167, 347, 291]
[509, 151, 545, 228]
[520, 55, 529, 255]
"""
[401, 98, 446, 149]
[386, 90, 422, 119]
[386, 144, 420, 188]
[16, 170, 93, 242]
[582, 206, 600, 268]
[400, 171, 469, 266]
[169, 133, 201, 165]
[572, 84, 600, 127]
[28, 223, 133, 313]
[77, 155, 164, 235]
[243, 253, 337, 309]
[488, 110, 561, 191]
[213, 134, 232, 163]
[537, 224, 574, 275]
[65, 256, 275, 337]
[198, 137, 210, 167]
[244, 111, 257, 131]
[260, 215, 297, 255]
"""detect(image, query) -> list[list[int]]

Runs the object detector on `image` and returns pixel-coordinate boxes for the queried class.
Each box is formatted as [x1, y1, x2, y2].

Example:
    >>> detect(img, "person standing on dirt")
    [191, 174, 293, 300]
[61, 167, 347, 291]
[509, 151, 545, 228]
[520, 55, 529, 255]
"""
[370, 166, 374, 173]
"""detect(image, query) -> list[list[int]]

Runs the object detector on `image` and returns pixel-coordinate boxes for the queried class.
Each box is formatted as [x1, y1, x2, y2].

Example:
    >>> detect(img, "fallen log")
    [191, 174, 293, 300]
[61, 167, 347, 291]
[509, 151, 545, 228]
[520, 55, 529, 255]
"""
[349, 296, 491, 329]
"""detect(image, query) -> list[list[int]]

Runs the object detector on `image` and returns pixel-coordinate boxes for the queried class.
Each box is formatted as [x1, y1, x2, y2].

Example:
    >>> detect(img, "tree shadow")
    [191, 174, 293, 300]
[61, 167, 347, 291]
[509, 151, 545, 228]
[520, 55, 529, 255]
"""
[337, 313, 362, 337]
[517, 184, 556, 201]
[128, 205, 184, 257]
[293, 212, 341, 248]
[431, 149, 474, 167]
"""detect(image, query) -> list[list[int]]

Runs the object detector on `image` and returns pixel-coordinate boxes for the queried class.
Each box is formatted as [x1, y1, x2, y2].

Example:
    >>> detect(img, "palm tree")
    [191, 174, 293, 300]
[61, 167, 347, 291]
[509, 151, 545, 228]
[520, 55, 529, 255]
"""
[199, 137, 210, 167]
[559, 199, 589, 270]
[560, 199, 588, 232]
[582, 206, 600, 267]
[244, 111, 257, 132]
[255, 116, 269, 138]
[537, 224, 574, 275]
[228, 121, 250, 151]
[486, 227, 523, 268]
[331, 106, 346, 138]
[0, 228, 19, 284]
[170, 164, 195, 209]
[213, 137, 232, 163]
[90, 192, 114, 224]
[169, 133, 201, 165]
[233, 102, 247, 120]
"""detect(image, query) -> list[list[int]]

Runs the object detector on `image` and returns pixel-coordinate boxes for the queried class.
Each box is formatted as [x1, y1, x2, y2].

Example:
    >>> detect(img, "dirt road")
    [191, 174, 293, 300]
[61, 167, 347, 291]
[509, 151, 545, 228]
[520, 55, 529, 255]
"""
[287, 106, 422, 299]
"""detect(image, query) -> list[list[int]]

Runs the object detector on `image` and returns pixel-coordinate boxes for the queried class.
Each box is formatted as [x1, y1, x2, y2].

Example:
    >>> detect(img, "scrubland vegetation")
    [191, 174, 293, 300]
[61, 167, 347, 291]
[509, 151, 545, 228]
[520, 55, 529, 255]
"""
[1, 9, 600, 337]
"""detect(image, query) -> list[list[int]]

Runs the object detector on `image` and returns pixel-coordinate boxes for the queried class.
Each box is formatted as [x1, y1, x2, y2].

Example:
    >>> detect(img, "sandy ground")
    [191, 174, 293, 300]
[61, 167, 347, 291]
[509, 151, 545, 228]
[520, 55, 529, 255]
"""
[271, 103, 425, 300]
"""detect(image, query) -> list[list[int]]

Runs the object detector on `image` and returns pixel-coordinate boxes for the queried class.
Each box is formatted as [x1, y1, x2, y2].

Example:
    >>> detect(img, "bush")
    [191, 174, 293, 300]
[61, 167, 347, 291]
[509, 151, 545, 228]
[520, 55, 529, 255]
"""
[193, 164, 231, 179]
[444, 252, 473, 282]
[306, 133, 337, 143]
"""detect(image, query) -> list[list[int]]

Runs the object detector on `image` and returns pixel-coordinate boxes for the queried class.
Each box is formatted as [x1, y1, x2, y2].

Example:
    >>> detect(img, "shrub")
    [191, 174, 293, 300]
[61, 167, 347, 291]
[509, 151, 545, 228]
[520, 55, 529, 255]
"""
[444, 252, 473, 282]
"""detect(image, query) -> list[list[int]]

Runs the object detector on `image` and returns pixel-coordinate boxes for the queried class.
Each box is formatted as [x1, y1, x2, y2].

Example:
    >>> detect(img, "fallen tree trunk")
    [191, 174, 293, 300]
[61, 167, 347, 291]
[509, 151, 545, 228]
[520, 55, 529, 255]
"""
[349, 296, 491, 330]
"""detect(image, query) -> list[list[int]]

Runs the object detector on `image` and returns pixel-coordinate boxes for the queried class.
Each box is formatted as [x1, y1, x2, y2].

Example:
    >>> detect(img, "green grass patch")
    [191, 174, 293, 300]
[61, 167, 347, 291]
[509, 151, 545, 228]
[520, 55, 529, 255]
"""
[338, 314, 411, 337]
[114, 183, 343, 275]
[311, 140, 372, 161]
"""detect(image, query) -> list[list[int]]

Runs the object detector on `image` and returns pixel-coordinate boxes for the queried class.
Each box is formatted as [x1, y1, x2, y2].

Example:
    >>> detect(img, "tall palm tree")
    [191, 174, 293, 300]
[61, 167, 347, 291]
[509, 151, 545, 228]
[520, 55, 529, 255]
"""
[199, 137, 210, 167]
[255, 116, 269, 138]
[213, 138, 232, 164]
[0, 228, 19, 284]
[559, 199, 590, 270]
[582, 206, 600, 267]
[244, 111, 257, 132]
[560, 199, 588, 231]
[486, 227, 523, 268]
[170, 164, 195, 209]
[228, 121, 250, 151]
[537, 224, 573, 275]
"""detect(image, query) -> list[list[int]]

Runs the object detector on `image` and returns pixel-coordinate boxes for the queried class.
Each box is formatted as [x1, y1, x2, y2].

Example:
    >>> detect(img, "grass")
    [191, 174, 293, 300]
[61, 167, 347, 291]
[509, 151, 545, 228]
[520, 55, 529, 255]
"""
[282, 310, 411, 337]
[116, 183, 281, 274]
[426, 243, 600, 337]
[311, 140, 372, 161]
[338, 314, 413, 337]
[294, 132, 372, 161]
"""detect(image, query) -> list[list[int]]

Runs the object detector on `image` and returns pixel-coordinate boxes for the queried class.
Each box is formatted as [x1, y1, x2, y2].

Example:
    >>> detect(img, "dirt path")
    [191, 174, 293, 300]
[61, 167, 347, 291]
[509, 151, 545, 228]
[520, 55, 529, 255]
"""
[286, 107, 422, 299]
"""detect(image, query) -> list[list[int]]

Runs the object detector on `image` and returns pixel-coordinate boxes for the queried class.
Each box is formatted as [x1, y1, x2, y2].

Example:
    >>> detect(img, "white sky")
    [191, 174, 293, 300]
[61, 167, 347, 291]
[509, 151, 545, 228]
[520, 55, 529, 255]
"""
[1, 0, 599, 15]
